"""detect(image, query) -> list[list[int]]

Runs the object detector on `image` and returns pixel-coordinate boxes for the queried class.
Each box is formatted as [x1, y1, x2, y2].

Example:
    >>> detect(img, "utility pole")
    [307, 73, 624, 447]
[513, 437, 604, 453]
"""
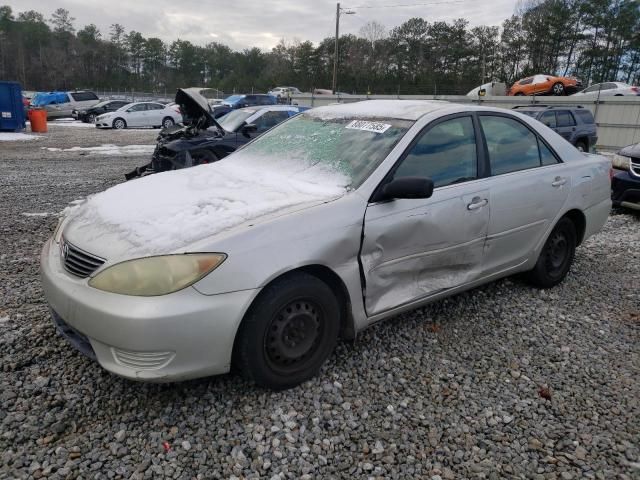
[332, 3, 355, 94]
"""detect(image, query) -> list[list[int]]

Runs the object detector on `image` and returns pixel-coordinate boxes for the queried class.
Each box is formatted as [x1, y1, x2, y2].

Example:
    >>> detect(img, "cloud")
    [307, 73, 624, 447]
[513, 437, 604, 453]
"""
[5, 0, 518, 50]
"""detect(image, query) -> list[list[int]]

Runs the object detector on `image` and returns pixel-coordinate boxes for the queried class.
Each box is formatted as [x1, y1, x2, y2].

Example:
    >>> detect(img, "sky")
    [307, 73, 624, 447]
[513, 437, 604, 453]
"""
[4, 0, 519, 51]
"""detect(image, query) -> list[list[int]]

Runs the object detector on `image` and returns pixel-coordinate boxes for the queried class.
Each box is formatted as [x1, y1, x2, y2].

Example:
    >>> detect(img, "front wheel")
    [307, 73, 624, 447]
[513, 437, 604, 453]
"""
[526, 217, 576, 288]
[112, 118, 126, 129]
[552, 82, 565, 96]
[162, 117, 175, 129]
[234, 272, 340, 390]
[575, 139, 588, 152]
[86, 113, 96, 123]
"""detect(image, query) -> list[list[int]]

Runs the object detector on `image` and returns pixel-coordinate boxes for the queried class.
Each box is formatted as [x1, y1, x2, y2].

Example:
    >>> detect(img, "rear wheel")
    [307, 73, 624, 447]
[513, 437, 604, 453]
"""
[526, 217, 576, 288]
[234, 272, 340, 390]
[112, 118, 126, 129]
[552, 82, 565, 96]
[575, 139, 588, 152]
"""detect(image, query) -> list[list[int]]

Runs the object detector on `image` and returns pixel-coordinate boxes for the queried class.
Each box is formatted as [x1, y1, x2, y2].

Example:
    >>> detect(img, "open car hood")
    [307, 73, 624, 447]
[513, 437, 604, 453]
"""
[175, 88, 223, 131]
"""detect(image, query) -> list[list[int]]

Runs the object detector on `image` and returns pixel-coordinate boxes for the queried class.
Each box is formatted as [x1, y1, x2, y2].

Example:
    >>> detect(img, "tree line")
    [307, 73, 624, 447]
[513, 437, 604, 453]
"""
[0, 0, 638, 96]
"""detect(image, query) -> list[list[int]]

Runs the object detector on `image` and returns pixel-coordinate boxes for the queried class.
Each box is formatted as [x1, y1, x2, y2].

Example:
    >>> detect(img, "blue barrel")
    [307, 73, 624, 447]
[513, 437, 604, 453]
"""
[0, 81, 26, 132]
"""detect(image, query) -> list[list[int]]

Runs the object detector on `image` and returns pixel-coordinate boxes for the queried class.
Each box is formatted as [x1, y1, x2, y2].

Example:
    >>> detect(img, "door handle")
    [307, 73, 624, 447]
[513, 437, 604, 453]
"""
[467, 197, 488, 210]
[551, 176, 567, 187]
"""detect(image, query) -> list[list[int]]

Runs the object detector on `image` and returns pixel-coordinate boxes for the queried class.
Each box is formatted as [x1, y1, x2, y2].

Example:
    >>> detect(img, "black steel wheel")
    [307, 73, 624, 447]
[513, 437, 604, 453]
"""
[235, 272, 340, 389]
[526, 217, 576, 288]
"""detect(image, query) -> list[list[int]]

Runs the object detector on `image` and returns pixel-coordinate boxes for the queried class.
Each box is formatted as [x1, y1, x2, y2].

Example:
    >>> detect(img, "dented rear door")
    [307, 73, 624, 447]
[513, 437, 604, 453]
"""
[361, 183, 490, 316]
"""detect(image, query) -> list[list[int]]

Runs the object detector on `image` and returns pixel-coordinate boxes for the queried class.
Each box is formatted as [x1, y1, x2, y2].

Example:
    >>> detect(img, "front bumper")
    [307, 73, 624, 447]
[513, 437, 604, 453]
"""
[612, 171, 640, 210]
[40, 239, 258, 382]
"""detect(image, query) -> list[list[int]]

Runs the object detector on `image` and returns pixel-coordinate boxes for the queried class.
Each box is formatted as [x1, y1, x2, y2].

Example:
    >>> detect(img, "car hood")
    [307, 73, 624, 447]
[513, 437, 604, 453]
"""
[62, 153, 350, 261]
[175, 88, 222, 131]
[619, 142, 640, 159]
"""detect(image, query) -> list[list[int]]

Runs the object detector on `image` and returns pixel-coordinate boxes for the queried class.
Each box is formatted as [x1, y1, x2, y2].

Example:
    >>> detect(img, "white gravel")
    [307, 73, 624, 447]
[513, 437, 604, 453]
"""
[0, 132, 638, 479]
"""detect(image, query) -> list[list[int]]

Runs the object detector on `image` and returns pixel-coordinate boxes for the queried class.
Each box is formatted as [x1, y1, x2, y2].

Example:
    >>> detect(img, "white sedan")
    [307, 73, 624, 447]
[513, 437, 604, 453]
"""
[572, 82, 639, 97]
[95, 102, 183, 129]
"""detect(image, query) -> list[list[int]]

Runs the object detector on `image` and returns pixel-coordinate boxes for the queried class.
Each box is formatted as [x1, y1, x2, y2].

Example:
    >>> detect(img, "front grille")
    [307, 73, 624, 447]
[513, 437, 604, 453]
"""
[630, 160, 640, 178]
[112, 348, 175, 370]
[61, 237, 105, 278]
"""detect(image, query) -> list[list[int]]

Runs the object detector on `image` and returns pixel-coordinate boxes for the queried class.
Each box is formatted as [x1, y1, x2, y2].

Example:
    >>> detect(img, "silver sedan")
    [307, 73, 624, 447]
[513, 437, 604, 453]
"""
[41, 100, 611, 389]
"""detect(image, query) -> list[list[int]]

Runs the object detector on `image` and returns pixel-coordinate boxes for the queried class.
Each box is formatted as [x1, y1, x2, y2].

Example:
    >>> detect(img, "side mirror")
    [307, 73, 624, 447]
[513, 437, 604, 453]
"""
[380, 177, 434, 201]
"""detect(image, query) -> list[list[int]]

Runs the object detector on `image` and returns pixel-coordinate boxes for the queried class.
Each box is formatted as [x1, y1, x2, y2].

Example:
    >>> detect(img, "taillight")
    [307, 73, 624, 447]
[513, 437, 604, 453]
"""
[631, 87, 639, 94]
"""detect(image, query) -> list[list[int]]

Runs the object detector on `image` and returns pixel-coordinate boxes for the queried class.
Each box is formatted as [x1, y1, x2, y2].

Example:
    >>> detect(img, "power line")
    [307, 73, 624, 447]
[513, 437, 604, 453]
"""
[344, 1, 466, 9]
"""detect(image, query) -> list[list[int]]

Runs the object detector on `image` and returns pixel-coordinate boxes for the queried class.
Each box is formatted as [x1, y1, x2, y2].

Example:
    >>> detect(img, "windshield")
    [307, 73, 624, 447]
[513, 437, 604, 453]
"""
[517, 110, 538, 118]
[92, 101, 112, 109]
[218, 108, 258, 132]
[236, 114, 412, 188]
[223, 95, 244, 105]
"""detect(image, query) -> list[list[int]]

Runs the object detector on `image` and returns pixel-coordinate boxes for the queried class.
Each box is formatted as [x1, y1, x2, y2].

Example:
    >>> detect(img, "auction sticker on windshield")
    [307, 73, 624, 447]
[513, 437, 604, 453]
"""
[345, 120, 391, 134]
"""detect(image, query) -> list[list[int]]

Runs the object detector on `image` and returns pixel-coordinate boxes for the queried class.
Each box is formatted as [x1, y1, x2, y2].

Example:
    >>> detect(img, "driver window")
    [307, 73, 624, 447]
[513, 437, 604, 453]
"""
[253, 111, 289, 132]
[129, 104, 147, 112]
[392, 116, 478, 188]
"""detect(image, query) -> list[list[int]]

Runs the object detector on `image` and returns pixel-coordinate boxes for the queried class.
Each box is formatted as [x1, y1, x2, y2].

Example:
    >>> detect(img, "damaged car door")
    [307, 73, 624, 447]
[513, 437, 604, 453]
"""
[360, 114, 490, 316]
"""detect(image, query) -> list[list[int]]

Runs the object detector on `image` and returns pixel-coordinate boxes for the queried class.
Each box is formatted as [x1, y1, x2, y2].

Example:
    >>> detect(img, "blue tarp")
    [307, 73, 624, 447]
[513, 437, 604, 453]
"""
[31, 92, 69, 107]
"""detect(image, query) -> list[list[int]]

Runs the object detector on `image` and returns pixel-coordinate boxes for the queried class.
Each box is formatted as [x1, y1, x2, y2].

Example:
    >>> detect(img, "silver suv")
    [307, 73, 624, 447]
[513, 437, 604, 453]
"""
[44, 91, 101, 119]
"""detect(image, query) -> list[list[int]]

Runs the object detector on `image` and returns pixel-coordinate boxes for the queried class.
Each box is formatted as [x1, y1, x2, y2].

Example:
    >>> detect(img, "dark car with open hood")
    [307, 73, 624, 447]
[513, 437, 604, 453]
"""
[125, 88, 307, 180]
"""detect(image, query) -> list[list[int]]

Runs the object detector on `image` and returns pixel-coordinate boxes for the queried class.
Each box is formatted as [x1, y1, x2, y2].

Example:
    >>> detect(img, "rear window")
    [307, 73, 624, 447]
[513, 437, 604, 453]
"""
[574, 109, 594, 124]
[71, 92, 99, 102]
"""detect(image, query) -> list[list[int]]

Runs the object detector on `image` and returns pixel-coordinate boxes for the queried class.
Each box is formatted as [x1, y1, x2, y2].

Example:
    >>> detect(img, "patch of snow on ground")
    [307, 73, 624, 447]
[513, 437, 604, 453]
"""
[65, 153, 350, 255]
[22, 212, 58, 217]
[49, 119, 96, 128]
[0, 132, 42, 141]
[41, 144, 155, 155]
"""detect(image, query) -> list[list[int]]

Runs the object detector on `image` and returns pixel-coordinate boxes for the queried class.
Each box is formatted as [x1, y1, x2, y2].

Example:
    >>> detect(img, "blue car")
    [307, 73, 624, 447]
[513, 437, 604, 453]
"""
[222, 94, 277, 109]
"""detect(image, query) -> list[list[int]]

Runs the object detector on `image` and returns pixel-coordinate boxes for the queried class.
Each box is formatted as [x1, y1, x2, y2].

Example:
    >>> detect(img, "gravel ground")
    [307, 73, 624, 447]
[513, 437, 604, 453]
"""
[0, 128, 639, 479]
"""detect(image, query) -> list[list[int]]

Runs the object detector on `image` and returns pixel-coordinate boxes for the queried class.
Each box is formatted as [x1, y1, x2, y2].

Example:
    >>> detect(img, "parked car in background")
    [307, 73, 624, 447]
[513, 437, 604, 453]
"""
[222, 94, 277, 109]
[125, 88, 307, 179]
[512, 105, 597, 152]
[210, 104, 233, 119]
[572, 82, 640, 97]
[95, 102, 182, 129]
[611, 142, 640, 211]
[43, 100, 611, 389]
[30, 90, 101, 118]
[268, 86, 302, 99]
[509, 74, 582, 96]
[72, 100, 130, 123]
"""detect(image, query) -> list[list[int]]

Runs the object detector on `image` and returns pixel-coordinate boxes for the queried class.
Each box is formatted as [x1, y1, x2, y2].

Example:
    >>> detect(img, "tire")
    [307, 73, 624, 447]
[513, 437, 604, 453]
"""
[190, 149, 218, 166]
[234, 272, 341, 390]
[552, 82, 565, 96]
[575, 139, 588, 152]
[162, 117, 175, 129]
[526, 217, 577, 288]
[86, 113, 96, 123]
[112, 118, 126, 129]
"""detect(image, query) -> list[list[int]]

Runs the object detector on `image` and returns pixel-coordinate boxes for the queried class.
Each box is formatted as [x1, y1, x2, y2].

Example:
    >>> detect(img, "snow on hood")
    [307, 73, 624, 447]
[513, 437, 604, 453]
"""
[308, 100, 450, 121]
[63, 153, 350, 258]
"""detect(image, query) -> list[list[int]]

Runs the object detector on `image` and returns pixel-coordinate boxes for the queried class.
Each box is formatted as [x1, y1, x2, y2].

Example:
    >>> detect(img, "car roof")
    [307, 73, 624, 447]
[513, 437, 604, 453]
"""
[307, 100, 451, 121]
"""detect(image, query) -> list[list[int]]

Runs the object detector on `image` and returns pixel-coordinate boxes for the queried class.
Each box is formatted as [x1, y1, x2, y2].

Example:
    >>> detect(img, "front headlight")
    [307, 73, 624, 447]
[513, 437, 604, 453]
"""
[611, 154, 630, 170]
[89, 253, 226, 296]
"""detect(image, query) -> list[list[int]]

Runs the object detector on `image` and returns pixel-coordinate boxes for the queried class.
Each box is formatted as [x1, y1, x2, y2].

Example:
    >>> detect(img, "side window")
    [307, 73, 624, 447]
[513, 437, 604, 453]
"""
[556, 111, 576, 127]
[539, 111, 557, 128]
[480, 115, 541, 175]
[575, 109, 594, 124]
[601, 83, 617, 90]
[71, 92, 99, 101]
[258, 96, 273, 105]
[538, 139, 560, 166]
[128, 104, 147, 112]
[519, 78, 533, 85]
[582, 85, 598, 93]
[392, 116, 478, 188]
[147, 103, 164, 110]
[244, 96, 257, 105]
[253, 111, 290, 132]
